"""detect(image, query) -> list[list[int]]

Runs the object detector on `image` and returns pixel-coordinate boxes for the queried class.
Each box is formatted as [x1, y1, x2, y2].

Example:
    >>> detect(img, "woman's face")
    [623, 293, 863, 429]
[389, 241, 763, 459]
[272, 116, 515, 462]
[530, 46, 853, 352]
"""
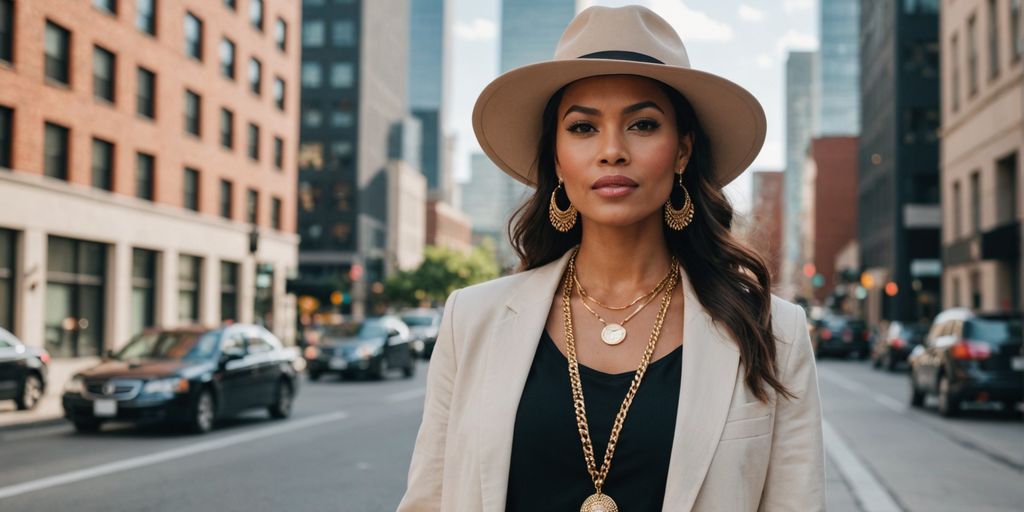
[555, 75, 692, 228]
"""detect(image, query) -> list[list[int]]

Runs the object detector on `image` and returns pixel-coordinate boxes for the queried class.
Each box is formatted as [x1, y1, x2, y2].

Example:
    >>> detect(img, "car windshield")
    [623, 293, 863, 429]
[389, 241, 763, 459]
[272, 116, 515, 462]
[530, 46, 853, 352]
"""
[323, 320, 389, 339]
[401, 315, 437, 327]
[965, 318, 1022, 345]
[115, 331, 220, 361]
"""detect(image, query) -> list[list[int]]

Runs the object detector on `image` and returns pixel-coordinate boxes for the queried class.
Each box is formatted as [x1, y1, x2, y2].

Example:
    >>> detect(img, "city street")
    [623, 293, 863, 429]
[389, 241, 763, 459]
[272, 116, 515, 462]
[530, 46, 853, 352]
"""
[0, 359, 1021, 512]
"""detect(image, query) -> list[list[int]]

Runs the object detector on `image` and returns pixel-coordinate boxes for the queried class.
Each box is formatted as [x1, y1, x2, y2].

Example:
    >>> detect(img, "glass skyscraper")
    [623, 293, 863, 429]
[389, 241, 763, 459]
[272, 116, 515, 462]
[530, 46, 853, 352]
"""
[500, 0, 576, 72]
[409, 0, 451, 199]
[782, 51, 817, 299]
[817, 0, 861, 135]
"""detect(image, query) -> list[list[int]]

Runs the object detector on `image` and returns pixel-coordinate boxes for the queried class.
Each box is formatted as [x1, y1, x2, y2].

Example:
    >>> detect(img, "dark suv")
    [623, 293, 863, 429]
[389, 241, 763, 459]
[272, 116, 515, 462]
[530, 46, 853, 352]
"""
[909, 309, 1023, 416]
[0, 327, 50, 410]
[872, 321, 929, 371]
[814, 315, 871, 359]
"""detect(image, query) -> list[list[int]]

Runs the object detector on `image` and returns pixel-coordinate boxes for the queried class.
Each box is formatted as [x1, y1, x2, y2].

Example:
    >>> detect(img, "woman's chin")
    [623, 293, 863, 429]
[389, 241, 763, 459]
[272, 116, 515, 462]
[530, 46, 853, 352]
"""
[579, 209, 662, 229]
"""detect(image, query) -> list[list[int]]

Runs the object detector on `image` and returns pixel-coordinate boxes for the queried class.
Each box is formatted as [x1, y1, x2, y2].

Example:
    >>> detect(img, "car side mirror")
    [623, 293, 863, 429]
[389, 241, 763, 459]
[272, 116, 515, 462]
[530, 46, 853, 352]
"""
[388, 329, 400, 338]
[219, 351, 244, 367]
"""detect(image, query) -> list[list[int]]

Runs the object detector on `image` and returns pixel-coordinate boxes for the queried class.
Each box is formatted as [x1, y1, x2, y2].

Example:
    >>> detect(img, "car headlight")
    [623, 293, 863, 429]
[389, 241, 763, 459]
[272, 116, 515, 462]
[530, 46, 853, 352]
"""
[143, 378, 189, 395]
[64, 376, 84, 394]
[356, 343, 381, 359]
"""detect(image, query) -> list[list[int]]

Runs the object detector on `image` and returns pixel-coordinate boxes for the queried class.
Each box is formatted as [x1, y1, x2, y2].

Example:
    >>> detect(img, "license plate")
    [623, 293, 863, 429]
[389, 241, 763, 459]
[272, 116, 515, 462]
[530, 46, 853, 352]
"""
[1012, 356, 1024, 371]
[329, 357, 348, 370]
[93, 399, 117, 417]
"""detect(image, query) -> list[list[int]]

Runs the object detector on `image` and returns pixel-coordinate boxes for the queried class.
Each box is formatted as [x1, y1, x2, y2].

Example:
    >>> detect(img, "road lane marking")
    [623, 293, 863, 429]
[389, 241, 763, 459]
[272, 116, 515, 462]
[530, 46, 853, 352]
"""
[0, 411, 348, 501]
[818, 369, 907, 414]
[386, 388, 425, 403]
[823, 419, 904, 512]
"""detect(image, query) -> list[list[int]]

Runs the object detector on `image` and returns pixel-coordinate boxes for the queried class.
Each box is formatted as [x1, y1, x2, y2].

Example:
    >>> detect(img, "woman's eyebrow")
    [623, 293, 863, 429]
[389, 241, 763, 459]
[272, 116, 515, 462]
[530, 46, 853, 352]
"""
[562, 101, 665, 119]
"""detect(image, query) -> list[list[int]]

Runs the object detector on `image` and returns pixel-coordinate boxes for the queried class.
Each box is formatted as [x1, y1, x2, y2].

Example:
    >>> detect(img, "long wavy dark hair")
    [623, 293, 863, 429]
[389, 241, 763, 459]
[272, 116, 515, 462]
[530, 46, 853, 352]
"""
[508, 79, 793, 402]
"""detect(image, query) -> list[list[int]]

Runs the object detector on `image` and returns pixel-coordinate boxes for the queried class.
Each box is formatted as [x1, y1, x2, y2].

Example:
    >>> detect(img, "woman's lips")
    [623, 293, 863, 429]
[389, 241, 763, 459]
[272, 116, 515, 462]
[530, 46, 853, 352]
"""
[592, 175, 638, 198]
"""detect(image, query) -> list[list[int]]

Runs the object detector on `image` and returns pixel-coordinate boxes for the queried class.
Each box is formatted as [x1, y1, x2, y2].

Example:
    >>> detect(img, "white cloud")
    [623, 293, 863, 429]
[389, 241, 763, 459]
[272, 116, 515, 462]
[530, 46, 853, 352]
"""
[774, 30, 818, 55]
[454, 18, 497, 42]
[646, 0, 735, 42]
[755, 53, 774, 69]
[738, 4, 764, 22]
[783, 0, 814, 12]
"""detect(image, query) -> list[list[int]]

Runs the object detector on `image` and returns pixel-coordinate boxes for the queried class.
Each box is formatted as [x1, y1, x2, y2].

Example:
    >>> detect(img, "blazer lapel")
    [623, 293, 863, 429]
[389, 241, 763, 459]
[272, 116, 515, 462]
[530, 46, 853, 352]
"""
[662, 266, 741, 511]
[477, 249, 575, 512]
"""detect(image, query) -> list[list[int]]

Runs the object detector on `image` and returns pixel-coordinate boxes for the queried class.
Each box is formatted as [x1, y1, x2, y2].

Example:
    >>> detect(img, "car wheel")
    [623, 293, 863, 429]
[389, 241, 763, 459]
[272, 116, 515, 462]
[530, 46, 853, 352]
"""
[403, 360, 416, 378]
[268, 380, 293, 419]
[909, 373, 925, 407]
[872, 353, 882, 369]
[15, 373, 43, 411]
[187, 389, 216, 434]
[73, 419, 101, 433]
[373, 357, 389, 381]
[885, 353, 899, 372]
[937, 373, 961, 417]
[307, 370, 321, 382]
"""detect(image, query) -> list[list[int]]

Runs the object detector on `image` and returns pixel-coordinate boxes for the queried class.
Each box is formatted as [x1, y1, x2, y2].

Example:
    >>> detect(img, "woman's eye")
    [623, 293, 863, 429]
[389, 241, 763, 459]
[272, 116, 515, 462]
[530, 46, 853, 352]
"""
[567, 121, 595, 133]
[631, 119, 661, 131]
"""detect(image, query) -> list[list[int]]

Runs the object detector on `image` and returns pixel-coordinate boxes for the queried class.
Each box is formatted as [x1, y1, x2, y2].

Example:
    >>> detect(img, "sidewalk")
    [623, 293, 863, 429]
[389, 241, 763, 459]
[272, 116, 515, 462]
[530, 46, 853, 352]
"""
[0, 357, 100, 430]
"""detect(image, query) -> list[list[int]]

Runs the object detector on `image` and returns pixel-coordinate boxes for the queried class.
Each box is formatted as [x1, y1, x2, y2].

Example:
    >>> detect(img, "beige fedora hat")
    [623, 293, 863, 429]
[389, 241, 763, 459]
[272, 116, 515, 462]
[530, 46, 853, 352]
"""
[472, 4, 766, 189]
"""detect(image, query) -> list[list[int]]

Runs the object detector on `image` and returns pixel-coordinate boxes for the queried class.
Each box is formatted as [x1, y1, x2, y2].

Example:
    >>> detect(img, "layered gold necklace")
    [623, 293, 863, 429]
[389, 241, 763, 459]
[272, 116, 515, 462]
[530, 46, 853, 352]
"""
[562, 250, 679, 512]
[573, 257, 678, 345]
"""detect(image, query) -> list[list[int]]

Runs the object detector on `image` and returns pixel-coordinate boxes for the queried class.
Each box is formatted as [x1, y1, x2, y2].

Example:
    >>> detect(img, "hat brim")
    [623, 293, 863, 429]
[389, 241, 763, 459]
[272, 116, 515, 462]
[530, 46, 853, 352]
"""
[472, 59, 766, 189]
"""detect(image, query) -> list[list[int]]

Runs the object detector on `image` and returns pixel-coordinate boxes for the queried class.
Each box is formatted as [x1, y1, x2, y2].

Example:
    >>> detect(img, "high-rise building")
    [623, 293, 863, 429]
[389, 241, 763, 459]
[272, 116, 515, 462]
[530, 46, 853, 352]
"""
[462, 152, 528, 269]
[940, 0, 1022, 312]
[816, 0, 861, 136]
[858, 0, 941, 325]
[0, 0, 301, 355]
[781, 51, 817, 301]
[747, 171, 785, 286]
[409, 0, 454, 202]
[295, 0, 410, 318]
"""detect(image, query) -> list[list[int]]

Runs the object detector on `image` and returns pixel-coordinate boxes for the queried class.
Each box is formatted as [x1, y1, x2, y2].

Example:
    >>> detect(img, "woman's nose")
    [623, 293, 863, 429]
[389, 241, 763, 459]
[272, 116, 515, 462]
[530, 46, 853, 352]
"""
[598, 130, 630, 166]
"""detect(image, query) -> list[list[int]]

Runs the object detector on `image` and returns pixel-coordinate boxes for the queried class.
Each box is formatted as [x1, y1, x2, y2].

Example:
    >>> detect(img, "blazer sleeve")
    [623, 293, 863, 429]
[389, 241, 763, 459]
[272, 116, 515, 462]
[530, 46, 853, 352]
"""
[396, 289, 460, 512]
[759, 304, 826, 511]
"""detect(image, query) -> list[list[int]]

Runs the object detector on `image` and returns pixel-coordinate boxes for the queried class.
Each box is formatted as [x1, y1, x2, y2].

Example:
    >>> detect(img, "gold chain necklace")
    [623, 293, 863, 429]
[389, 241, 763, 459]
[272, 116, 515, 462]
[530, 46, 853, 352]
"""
[562, 250, 679, 512]
[572, 267, 669, 311]
[574, 257, 677, 346]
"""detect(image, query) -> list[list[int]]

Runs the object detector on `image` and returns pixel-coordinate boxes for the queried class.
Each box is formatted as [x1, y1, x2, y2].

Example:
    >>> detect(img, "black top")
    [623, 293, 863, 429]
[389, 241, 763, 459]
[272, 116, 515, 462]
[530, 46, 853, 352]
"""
[506, 330, 682, 511]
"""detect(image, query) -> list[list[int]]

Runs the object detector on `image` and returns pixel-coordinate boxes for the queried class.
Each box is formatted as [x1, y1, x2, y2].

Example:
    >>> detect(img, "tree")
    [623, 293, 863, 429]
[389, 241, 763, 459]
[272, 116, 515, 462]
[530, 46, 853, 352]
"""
[383, 243, 500, 307]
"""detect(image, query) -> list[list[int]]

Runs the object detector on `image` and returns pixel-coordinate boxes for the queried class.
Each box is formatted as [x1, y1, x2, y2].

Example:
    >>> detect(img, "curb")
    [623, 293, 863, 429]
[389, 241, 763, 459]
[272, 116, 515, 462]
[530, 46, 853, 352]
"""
[0, 416, 67, 434]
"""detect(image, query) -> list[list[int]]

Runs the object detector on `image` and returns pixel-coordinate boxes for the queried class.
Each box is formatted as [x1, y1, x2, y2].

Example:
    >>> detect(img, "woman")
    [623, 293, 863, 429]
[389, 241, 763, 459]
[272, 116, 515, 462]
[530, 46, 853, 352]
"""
[398, 5, 824, 512]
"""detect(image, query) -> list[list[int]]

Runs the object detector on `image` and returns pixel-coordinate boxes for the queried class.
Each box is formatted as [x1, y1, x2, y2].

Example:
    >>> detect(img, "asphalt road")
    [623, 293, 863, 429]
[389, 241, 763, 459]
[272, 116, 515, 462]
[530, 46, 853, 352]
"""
[0, 358, 1020, 511]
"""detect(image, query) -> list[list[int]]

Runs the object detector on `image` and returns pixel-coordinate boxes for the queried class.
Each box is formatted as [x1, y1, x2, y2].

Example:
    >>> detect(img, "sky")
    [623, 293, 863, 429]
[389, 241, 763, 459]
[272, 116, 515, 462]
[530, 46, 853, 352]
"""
[445, 0, 820, 214]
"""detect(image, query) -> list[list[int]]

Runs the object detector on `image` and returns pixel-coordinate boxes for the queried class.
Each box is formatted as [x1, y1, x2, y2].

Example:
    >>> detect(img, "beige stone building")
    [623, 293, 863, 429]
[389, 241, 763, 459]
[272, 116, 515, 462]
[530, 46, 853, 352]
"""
[0, 0, 301, 356]
[940, 0, 1023, 312]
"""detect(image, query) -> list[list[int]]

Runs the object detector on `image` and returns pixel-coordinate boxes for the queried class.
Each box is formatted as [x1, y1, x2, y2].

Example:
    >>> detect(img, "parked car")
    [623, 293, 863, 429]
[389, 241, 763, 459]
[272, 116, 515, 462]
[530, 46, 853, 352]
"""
[0, 327, 50, 411]
[909, 309, 1023, 416]
[305, 316, 416, 381]
[872, 321, 929, 371]
[400, 309, 442, 359]
[813, 315, 871, 359]
[62, 325, 299, 434]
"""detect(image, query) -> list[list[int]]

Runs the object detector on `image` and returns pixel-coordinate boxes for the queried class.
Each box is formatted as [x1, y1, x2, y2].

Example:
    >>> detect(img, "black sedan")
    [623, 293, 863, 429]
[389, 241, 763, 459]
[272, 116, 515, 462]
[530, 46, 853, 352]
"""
[814, 315, 871, 359]
[400, 309, 442, 359]
[305, 316, 416, 381]
[0, 327, 50, 410]
[872, 321, 929, 371]
[910, 309, 1023, 416]
[63, 325, 299, 434]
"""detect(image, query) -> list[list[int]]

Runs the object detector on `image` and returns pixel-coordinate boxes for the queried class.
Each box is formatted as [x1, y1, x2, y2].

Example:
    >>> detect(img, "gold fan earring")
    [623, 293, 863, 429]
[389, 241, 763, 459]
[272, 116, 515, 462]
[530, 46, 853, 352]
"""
[664, 170, 694, 231]
[549, 179, 578, 232]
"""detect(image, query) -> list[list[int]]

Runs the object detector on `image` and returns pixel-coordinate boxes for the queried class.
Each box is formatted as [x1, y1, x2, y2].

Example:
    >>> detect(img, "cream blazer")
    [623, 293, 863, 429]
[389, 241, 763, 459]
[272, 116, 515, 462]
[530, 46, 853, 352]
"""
[397, 249, 825, 511]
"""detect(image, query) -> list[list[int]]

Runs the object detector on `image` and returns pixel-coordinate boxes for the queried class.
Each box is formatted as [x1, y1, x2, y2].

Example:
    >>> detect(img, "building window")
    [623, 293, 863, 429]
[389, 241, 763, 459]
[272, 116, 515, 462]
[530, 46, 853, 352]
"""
[298, 143, 324, 171]
[330, 63, 354, 88]
[178, 254, 201, 323]
[273, 77, 285, 110]
[1012, 0, 1023, 62]
[45, 237, 107, 357]
[220, 108, 234, 149]
[0, 229, 15, 331]
[136, 67, 156, 119]
[220, 37, 235, 79]
[93, 46, 116, 103]
[302, 20, 324, 47]
[44, 122, 69, 180]
[303, 107, 323, 128]
[969, 171, 980, 234]
[301, 62, 322, 87]
[330, 108, 354, 128]
[44, 21, 71, 85]
[247, 189, 258, 224]
[184, 12, 202, 61]
[131, 248, 157, 335]
[249, 57, 262, 94]
[93, 0, 117, 15]
[1, 0, 13, 64]
[220, 261, 239, 322]
[0, 105, 11, 169]
[967, 14, 978, 96]
[184, 89, 201, 136]
[136, 0, 156, 36]
[220, 179, 233, 219]
[951, 34, 960, 112]
[249, 0, 263, 31]
[183, 166, 199, 211]
[275, 18, 286, 51]
[248, 123, 260, 161]
[91, 138, 114, 191]
[331, 20, 354, 46]
[953, 180, 962, 238]
[995, 152, 1019, 224]
[952, 276, 961, 307]
[988, 0, 1000, 80]
[271, 197, 282, 230]
[136, 152, 154, 200]
[969, 271, 981, 309]
[273, 136, 283, 169]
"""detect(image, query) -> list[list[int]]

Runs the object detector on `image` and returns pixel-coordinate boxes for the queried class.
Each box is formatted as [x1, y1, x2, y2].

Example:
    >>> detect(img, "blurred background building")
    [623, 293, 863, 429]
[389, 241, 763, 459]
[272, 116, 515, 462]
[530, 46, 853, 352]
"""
[940, 0, 1023, 312]
[781, 50, 817, 300]
[0, 0, 300, 357]
[747, 170, 785, 284]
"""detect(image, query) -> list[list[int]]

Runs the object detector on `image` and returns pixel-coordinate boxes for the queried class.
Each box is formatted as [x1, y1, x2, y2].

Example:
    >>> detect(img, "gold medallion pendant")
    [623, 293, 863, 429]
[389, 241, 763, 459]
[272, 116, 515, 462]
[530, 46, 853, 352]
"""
[600, 323, 626, 345]
[581, 492, 618, 512]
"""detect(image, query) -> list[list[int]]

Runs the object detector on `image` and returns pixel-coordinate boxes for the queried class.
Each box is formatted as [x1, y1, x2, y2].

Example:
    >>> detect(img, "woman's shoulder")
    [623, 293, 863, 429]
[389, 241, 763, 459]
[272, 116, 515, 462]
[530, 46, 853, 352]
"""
[768, 293, 809, 346]
[447, 269, 536, 313]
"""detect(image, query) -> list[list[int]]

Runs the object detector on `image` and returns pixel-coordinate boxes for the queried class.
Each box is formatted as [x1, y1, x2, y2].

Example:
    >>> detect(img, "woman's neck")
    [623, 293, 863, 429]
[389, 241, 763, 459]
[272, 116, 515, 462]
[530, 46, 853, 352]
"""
[573, 217, 673, 299]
